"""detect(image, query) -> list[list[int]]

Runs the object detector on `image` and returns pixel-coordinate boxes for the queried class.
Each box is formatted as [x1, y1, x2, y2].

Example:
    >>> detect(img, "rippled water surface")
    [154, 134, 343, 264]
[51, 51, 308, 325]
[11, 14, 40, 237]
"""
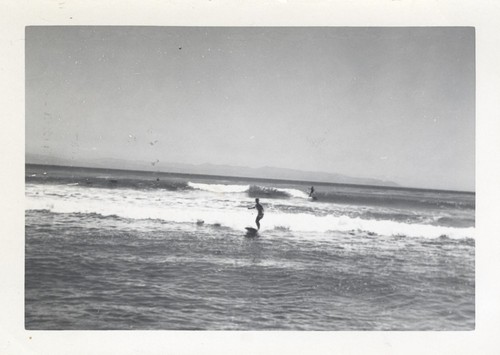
[26, 210, 474, 330]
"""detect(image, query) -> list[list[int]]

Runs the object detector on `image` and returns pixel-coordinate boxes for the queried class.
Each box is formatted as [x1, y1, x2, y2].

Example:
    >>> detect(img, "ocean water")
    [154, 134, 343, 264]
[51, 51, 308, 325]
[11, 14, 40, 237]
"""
[25, 164, 475, 330]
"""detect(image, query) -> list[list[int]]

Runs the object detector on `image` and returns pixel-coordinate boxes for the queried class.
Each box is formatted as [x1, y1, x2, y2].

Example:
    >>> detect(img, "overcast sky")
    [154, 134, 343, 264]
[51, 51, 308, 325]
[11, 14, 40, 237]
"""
[26, 27, 475, 191]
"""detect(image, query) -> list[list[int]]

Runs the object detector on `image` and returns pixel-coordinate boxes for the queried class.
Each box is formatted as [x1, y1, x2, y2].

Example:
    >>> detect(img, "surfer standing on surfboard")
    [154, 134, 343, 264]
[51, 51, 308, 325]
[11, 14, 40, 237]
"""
[248, 198, 264, 230]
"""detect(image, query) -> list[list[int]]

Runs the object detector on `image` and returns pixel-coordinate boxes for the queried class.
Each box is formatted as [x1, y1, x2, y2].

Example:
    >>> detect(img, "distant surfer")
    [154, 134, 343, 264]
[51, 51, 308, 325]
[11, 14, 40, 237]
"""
[308, 186, 318, 201]
[248, 198, 264, 230]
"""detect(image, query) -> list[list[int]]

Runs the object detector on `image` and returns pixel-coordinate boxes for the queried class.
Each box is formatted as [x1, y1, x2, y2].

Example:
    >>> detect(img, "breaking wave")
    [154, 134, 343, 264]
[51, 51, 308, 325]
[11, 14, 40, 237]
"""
[188, 182, 249, 193]
[188, 182, 309, 199]
[26, 194, 474, 240]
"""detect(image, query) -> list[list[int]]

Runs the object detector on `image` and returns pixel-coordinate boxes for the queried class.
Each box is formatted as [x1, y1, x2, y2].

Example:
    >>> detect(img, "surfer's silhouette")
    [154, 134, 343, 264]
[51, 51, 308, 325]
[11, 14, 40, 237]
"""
[248, 198, 264, 230]
[309, 186, 318, 201]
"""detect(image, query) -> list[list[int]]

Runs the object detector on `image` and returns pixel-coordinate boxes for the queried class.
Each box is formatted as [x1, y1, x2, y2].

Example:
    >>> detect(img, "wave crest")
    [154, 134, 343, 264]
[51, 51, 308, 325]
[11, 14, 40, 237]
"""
[26, 197, 475, 240]
[248, 185, 290, 198]
[187, 182, 249, 193]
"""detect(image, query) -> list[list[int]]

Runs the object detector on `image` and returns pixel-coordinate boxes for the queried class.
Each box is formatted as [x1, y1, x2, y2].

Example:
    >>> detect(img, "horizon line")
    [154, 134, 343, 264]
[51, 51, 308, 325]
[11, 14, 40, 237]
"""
[25, 161, 476, 194]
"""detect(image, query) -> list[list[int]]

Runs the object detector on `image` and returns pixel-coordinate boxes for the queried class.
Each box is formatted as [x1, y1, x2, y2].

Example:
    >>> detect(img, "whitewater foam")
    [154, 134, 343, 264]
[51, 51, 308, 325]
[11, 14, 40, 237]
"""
[188, 182, 310, 200]
[276, 188, 309, 199]
[188, 182, 249, 193]
[26, 194, 474, 240]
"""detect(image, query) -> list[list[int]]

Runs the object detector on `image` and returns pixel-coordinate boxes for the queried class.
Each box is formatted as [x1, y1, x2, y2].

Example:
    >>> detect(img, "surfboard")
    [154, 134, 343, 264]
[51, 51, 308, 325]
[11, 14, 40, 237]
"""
[245, 227, 259, 237]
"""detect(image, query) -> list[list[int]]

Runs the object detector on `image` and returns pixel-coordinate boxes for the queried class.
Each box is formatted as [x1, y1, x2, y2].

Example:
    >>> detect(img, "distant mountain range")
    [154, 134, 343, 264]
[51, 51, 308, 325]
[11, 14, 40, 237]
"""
[26, 153, 400, 187]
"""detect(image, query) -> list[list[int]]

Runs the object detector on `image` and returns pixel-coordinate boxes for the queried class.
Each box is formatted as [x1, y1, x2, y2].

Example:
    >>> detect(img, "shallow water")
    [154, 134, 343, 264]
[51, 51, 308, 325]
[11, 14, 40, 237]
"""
[25, 212, 474, 330]
[25, 165, 475, 330]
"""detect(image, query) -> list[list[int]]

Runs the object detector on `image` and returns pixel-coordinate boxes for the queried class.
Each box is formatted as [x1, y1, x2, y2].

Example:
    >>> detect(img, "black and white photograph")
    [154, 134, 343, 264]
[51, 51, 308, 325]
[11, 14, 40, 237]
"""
[3, 0, 500, 353]
[24, 26, 475, 331]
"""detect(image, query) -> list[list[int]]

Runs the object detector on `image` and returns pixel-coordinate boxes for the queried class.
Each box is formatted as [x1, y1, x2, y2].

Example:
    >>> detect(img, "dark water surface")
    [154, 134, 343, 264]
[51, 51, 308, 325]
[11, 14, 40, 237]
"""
[26, 211, 474, 330]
